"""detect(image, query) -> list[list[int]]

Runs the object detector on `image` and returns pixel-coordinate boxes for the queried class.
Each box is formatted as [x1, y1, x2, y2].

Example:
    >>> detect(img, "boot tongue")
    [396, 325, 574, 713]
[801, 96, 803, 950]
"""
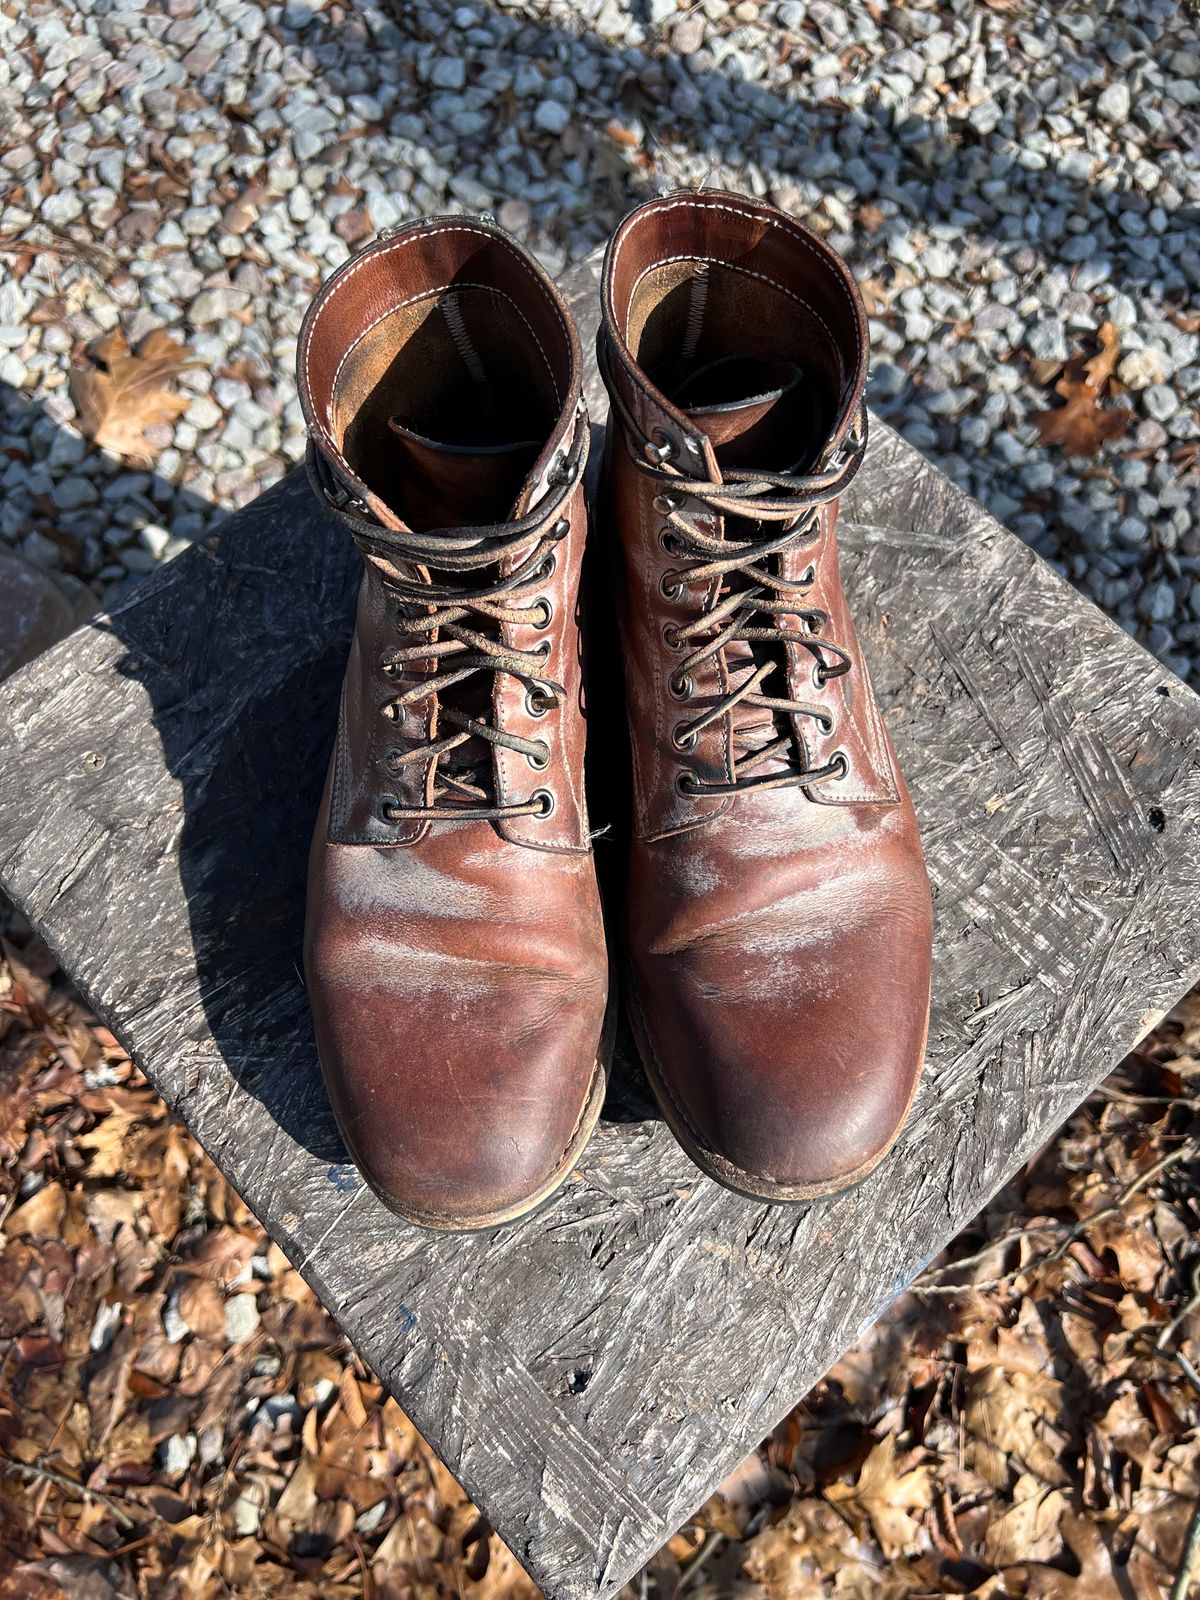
[672, 355, 827, 773]
[673, 355, 824, 474]
[387, 417, 542, 533]
[382, 418, 548, 810]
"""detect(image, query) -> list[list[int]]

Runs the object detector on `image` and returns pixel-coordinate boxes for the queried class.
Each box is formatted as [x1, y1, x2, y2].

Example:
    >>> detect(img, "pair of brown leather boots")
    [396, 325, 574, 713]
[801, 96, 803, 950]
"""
[297, 189, 932, 1231]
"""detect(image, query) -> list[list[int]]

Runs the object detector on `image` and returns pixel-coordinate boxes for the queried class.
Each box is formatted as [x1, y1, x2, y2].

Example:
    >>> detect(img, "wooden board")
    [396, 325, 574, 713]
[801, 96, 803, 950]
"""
[3, 251, 1200, 1600]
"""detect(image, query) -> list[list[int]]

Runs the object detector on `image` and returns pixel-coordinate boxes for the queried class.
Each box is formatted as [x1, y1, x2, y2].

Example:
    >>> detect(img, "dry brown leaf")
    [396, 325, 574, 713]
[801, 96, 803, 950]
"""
[1083, 322, 1123, 389]
[982, 1475, 1067, 1567]
[271, 1456, 320, 1541]
[1032, 323, 1134, 458]
[743, 1500, 864, 1599]
[824, 1435, 933, 1559]
[604, 118, 641, 148]
[1083, 1194, 1163, 1292]
[7, 1180, 66, 1239]
[339, 1364, 368, 1432]
[1013, 1512, 1124, 1600]
[964, 1367, 1070, 1489]
[1095, 1389, 1158, 1470]
[69, 327, 197, 464]
[177, 1277, 226, 1339]
[74, 1104, 143, 1178]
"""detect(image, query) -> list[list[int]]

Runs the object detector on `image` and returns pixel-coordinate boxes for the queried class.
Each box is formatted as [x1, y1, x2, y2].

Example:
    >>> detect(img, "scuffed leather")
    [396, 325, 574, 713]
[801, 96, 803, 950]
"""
[600, 190, 933, 1195]
[298, 218, 609, 1226]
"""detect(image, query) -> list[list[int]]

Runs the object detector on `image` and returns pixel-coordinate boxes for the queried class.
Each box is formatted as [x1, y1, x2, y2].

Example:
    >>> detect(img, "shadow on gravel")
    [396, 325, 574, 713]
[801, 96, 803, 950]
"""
[300, 2, 1195, 602]
[376, 0, 1195, 290]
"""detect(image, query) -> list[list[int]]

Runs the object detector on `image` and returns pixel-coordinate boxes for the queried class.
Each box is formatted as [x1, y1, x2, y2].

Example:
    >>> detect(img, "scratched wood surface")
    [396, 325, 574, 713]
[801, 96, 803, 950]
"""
[4, 251, 1200, 1600]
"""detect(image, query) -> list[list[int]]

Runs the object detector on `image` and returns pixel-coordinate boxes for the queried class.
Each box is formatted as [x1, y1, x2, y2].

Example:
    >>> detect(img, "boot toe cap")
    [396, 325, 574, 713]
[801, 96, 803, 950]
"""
[636, 917, 930, 1197]
[310, 963, 607, 1228]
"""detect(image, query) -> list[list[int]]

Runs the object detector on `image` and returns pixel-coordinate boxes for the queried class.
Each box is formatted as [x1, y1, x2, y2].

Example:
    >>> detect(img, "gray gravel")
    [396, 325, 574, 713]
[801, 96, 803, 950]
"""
[1, 0, 1198, 679]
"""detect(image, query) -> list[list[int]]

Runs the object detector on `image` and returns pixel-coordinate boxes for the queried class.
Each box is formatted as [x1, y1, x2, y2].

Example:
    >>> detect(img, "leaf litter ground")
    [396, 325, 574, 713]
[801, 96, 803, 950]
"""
[1, 917, 1197, 1600]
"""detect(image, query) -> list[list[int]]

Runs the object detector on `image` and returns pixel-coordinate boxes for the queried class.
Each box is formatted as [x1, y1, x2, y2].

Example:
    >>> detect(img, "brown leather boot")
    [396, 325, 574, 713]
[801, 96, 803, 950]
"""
[298, 217, 611, 1230]
[598, 190, 932, 1201]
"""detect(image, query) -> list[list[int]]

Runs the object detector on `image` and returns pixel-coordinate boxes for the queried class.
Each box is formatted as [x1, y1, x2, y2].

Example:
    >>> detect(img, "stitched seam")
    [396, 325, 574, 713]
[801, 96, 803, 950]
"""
[325, 282, 561, 431]
[557, 484, 588, 833]
[304, 224, 569, 437]
[498, 481, 589, 856]
[680, 261, 708, 363]
[440, 288, 488, 385]
[624, 253, 846, 389]
[610, 196, 861, 371]
[842, 652, 900, 804]
[630, 469, 652, 836]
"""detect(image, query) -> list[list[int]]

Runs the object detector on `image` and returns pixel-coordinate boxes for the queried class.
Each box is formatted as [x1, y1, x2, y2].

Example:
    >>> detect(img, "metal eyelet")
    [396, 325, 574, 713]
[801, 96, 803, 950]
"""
[526, 688, 550, 717]
[527, 741, 551, 771]
[830, 751, 848, 779]
[818, 712, 835, 734]
[659, 571, 681, 600]
[551, 518, 569, 539]
[654, 493, 682, 515]
[381, 660, 399, 678]
[537, 551, 558, 581]
[672, 723, 697, 752]
[380, 796, 402, 822]
[668, 670, 692, 699]
[659, 529, 682, 555]
[384, 748, 404, 772]
[381, 701, 401, 721]
[644, 427, 676, 463]
[663, 624, 683, 650]
[812, 663, 827, 688]
[530, 788, 555, 817]
[531, 598, 553, 628]
[536, 638, 553, 658]
[675, 772, 698, 797]
[801, 564, 816, 586]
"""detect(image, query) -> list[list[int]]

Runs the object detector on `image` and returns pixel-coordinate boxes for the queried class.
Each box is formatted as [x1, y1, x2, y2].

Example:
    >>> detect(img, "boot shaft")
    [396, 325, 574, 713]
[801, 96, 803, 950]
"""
[297, 218, 593, 853]
[597, 190, 902, 838]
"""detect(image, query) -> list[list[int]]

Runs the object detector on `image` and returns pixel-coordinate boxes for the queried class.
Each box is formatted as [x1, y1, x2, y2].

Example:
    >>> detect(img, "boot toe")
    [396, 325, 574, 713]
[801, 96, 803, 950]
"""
[311, 964, 607, 1228]
[636, 911, 929, 1198]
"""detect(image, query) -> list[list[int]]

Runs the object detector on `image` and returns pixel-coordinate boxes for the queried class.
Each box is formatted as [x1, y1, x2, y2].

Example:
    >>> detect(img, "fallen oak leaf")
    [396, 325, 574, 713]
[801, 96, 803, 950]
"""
[1004, 1511, 1125, 1600]
[1032, 322, 1134, 458]
[69, 327, 198, 465]
[964, 1365, 1071, 1489]
[982, 1474, 1068, 1567]
[823, 1434, 933, 1560]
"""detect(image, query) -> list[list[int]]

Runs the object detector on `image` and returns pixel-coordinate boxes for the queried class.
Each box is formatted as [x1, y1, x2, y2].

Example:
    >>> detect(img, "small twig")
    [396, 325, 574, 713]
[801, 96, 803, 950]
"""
[915, 1138, 1197, 1298]
[1157, 1260, 1200, 1353]
[1100, 1087, 1200, 1109]
[0, 1454, 136, 1528]
[1177, 1352, 1200, 1402]
[1171, 1497, 1200, 1600]
[676, 1531, 726, 1595]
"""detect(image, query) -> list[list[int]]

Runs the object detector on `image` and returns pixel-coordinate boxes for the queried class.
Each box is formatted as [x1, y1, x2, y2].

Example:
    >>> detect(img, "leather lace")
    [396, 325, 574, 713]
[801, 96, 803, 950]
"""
[307, 424, 585, 822]
[611, 370, 868, 797]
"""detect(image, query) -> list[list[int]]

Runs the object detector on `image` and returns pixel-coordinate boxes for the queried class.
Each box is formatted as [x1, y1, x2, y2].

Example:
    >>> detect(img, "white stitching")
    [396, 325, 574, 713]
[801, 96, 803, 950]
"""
[303, 223, 570, 436]
[324, 281, 561, 429]
[609, 195, 862, 370]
